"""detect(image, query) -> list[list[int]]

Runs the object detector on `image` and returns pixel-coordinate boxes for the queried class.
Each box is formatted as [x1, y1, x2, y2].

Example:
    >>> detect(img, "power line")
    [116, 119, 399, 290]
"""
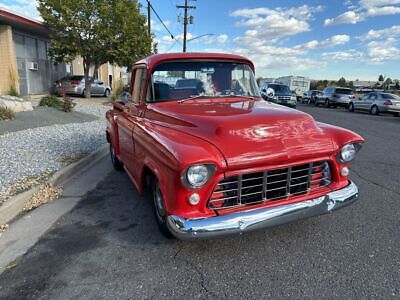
[146, 0, 175, 40]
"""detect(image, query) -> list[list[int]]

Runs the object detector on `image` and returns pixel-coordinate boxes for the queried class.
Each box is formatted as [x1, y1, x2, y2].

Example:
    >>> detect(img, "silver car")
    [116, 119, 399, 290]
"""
[54, 76, 111, 97]
[349, 92, 400, 116]
[316, 87, 355, 108]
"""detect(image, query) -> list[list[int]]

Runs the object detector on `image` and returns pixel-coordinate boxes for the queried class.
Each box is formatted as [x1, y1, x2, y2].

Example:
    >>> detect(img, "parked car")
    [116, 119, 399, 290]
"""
[349, 92, 400, 116]
[54, 76, 111, 97]
[316, 87, 355, 108]
[106, 52, 364, 239]
[303, 90, 322, 104]
[261, 83, 297, 108]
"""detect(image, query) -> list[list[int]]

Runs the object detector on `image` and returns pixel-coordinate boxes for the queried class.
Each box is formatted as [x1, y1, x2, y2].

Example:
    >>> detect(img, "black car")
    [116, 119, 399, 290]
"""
[261, 83, 297, 108]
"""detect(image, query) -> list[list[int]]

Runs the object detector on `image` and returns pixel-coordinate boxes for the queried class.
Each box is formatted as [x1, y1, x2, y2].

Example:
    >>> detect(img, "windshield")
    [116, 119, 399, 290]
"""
[382, 93, 400, 100]
[149, 61, 260, 102]
[268, 84, 291, 94]
[336, 88, 353, 95]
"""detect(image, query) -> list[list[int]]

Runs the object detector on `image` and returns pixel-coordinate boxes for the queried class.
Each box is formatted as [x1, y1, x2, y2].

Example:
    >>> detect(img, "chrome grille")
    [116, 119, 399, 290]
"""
[209, 161, 331, 210]
[278, 96, 291, 101]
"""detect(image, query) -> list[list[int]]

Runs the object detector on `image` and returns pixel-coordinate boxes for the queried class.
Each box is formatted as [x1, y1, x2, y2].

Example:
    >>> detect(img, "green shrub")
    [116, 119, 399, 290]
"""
[39, 95, 75, 113]
[0, 105, 15, 121]
[39, 95, 62, 108]
[7, 86, 19, 97]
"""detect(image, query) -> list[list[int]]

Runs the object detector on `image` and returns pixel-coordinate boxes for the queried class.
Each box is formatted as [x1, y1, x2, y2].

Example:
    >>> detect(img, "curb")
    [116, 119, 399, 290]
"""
[0, 144, 109, 225]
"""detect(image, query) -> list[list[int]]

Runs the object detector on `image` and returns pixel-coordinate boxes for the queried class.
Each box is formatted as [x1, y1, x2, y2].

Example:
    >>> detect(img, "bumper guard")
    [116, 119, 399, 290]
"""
[167, 181, 358, 240]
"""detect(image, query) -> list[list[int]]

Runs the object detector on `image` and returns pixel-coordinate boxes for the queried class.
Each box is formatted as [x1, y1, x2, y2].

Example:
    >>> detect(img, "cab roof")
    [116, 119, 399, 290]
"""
[135, 52, 255, 71]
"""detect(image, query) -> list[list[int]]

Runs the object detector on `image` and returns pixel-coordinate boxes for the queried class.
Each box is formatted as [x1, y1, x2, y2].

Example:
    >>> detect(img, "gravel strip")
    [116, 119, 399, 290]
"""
[0, 103, 109, 199]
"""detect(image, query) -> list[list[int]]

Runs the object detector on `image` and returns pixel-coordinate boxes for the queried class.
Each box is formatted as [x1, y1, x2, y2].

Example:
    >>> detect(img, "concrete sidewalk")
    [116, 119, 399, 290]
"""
[0, 155, 113, 272]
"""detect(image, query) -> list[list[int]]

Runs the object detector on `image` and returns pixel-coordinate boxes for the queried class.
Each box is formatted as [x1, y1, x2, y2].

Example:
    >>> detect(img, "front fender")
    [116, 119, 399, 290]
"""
[134, 121, 227, 219]
[317, 122, 365, 150]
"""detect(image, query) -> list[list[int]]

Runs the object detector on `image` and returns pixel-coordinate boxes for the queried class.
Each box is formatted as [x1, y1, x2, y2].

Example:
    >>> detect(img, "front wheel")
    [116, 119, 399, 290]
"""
[152, 179, 173, 238]
[393, 112, 399, 117]
[110, 143, 123, 171]
[104, 89, 111, 97]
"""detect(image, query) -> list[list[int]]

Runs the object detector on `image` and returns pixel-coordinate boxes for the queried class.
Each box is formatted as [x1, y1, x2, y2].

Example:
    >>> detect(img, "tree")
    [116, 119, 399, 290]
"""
[378, 74, 384, 82]
[38, 0, 152, 98]
[395, 80, 400, 90]
[383, 77, 392, 90]
[338, 77, 346, 87]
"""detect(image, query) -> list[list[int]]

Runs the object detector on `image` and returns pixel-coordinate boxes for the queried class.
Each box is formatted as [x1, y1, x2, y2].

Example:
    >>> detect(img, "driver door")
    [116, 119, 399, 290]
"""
[364, 93, 376, 111]
[117, 66, 146, 178]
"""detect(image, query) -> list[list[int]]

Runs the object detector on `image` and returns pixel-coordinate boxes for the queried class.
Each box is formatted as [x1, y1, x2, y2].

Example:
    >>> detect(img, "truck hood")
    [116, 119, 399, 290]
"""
[145, 98, 334, 168]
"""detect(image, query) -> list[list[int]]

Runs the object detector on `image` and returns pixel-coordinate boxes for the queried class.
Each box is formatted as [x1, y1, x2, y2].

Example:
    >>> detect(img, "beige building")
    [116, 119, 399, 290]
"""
[71, 57, 124, 90]
[0, 8, 123, 96]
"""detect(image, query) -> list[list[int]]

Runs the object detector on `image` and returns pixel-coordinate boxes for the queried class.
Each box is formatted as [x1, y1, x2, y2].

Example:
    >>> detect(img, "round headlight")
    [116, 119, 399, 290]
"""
[183, 164, 215, 189]
[339, 143, 356, 163]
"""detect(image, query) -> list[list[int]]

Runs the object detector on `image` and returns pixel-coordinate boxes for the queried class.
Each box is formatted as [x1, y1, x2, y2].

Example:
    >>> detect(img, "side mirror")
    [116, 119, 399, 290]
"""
[98, 81, 103, 85]
[262, 88, 267, 93]
[267, 87, 275, 98]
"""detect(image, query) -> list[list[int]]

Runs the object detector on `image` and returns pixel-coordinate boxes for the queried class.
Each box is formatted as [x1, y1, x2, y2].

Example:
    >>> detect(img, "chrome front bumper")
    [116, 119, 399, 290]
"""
[167, 181, 359, 240]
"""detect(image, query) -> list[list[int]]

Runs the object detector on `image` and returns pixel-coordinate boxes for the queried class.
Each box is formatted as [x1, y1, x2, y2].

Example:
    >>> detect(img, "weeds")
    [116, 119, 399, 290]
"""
[0, 105, 16, 121]
[110, 80, 124, 102]
[7, 86, 19, 97]
[8, 68, 19, 97]
[39, 95, 75, 112]
[39, 95, 61, 108]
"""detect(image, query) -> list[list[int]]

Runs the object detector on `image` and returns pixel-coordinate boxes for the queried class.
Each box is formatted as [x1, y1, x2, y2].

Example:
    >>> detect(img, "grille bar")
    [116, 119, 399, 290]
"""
[209, 161, 331, 210]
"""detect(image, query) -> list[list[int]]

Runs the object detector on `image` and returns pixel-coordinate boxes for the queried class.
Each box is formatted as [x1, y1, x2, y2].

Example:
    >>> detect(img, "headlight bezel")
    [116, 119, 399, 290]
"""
[181, 164, 216, 189]
[337, 143, 362, 163]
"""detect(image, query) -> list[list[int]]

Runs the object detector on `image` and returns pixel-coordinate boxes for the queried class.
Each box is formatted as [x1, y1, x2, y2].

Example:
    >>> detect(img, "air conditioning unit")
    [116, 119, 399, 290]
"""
[29, 62, 39, 71]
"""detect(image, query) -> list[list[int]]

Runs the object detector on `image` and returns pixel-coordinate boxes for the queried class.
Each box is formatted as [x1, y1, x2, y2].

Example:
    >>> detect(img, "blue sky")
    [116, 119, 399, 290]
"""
[1, 0, 400, 80]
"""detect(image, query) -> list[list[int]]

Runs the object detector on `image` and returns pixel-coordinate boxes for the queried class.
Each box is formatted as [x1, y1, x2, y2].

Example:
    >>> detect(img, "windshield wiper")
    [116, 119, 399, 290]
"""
[178, 94, 257, 103]
[219, 94, 256, 100]
[177, 95, 206, 103]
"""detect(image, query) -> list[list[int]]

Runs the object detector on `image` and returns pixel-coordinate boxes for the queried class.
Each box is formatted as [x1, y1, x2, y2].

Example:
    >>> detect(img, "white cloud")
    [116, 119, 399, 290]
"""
[359, 25, 400, 40]
[0, 0, 42, 21]
[229, 4, 328, 72]
[204, 34, 228, 45]
[229, 35, 349, 74]
[295, 35, 350, 51]
[324, 11, 363, 26]
[231, 5, 324, 40]
[325, 0, 400, 26]
[322, 49, 364, 60]
[366, 37, 400, 63]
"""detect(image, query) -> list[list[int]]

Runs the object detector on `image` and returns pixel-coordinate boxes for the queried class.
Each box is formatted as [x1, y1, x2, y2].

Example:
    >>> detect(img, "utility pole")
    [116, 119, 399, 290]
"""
[147, 0, 151, 36]
[177, 0, 196, 52]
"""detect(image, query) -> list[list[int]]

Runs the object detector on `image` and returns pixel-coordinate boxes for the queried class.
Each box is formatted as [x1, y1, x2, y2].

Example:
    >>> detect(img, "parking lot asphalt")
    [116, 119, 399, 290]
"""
[0, 104, 399, 299]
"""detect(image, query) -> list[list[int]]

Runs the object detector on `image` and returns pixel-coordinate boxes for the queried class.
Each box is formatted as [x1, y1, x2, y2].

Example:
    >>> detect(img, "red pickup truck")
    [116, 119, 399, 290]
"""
[106, 53, 364, 239]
